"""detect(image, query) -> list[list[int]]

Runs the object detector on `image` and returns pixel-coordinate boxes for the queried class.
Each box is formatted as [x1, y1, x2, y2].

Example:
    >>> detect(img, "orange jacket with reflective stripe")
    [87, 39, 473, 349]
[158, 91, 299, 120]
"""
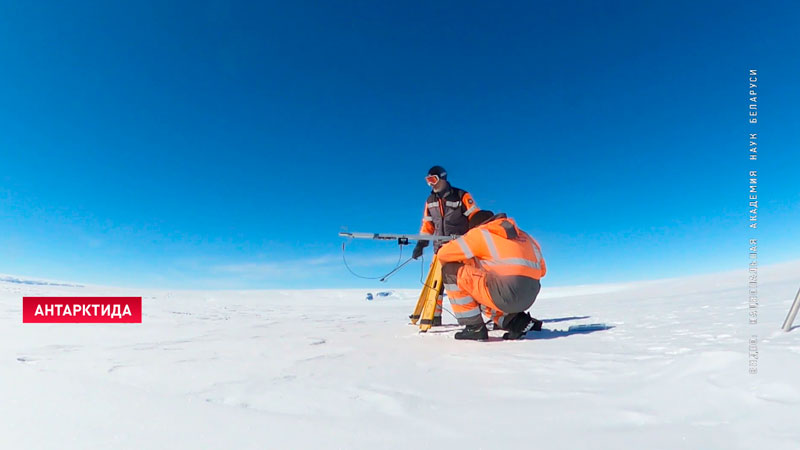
[436, 215, 546, 280]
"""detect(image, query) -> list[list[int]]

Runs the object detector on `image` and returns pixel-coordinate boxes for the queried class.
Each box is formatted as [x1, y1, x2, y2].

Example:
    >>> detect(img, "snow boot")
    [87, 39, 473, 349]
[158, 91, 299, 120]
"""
[432, 316, 442, 327]
[502, 312, 543, 340]
[454, 323, 489, 341]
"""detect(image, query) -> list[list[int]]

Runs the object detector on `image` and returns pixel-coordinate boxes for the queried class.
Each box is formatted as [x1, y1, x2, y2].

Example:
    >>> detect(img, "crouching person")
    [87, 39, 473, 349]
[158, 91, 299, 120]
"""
[437, 210, 546, 341]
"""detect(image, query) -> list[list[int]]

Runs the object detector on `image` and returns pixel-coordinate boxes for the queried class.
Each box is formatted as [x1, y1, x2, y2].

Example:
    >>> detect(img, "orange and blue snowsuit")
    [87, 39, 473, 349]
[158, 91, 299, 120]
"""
[436, 214, 546, 328]
[419, 183, 480, 318]
[419, 184, 480, 247]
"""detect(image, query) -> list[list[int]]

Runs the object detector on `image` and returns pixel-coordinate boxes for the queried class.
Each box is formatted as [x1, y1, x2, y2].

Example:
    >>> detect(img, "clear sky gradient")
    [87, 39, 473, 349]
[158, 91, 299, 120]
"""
[1, 1, 798, 289]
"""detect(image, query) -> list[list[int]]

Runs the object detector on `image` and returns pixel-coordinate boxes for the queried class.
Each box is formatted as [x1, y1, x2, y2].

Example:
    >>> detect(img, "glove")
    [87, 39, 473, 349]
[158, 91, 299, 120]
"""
[412, 240, 428, 259]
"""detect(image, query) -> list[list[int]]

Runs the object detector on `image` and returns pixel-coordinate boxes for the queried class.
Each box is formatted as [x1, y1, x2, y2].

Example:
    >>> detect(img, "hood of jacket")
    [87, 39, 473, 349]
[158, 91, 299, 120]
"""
[480, 213, 521, 240]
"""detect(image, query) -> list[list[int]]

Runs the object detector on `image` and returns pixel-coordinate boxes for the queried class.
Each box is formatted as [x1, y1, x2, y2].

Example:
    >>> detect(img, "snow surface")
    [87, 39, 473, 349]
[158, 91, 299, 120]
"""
[2, 262, 800, 449]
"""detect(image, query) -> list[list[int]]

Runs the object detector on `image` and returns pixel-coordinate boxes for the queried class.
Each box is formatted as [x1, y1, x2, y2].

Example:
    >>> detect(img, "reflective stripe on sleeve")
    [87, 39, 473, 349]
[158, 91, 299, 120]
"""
[456, 238, 474, 259]
[482, 258, 541, 270]
[463, 205, 477, 216]
[480, 229, 500, 260]
[532, 243, 543, 262]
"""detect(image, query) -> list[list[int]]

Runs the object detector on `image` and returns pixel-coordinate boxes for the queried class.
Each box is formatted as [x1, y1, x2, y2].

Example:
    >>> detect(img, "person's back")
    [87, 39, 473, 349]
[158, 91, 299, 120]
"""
[466, 215, 546, 280]
[436, 210, 546, 340]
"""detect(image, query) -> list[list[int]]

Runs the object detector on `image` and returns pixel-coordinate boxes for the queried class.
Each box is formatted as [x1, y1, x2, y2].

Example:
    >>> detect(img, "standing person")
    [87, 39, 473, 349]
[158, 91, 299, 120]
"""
[412, 165, 481, 326]
[436, 210, 546, 340]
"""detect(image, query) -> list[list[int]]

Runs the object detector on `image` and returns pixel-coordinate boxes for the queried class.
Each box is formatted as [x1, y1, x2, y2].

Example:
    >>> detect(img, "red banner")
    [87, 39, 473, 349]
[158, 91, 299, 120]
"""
[22, 297, 142, 323]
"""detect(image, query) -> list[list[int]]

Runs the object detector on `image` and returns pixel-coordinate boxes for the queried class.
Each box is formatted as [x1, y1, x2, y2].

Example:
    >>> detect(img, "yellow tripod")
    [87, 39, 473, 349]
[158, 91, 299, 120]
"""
[409, 255, 443, 332]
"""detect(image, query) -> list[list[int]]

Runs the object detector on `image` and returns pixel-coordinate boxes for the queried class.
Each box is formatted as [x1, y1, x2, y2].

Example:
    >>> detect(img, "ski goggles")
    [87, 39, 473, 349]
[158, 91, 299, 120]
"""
[425, 175, 440, 186]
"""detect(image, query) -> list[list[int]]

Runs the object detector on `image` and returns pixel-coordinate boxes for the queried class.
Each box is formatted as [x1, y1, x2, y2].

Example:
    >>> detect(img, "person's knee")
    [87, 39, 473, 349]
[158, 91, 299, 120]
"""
[442, 262, 461, 283]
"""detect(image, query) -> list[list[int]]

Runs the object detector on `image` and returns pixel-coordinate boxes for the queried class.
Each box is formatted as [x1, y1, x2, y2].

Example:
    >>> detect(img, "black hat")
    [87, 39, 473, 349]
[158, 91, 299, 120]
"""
[468, 210, 494, 229]
[427, 165, 447, 179]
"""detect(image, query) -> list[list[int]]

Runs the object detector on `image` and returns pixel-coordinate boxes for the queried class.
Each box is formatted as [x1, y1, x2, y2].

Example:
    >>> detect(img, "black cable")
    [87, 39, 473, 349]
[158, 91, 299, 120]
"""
[379, 257, 414, 282]
[341, 241, 405, 280]
[340, 240, 460, 321]
[417, 253, 440, 292]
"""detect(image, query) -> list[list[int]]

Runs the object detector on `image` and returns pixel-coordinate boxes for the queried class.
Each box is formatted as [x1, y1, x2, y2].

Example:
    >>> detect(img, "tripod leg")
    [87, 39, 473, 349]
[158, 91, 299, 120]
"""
[409, 258, 437, 324]
[419, 257, 443, 332]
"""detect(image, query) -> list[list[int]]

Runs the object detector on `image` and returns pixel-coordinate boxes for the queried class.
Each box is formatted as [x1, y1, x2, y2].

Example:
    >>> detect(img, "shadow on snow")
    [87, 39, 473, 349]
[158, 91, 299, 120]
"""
[422, 316, 614, 341]
[524, 323, 615, 340]
[541, 315, 591, 323]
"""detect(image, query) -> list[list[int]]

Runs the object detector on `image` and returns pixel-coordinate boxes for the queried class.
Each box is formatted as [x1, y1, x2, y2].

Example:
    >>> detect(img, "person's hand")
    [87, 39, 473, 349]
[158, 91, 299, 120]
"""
[412, 240, 428, 259]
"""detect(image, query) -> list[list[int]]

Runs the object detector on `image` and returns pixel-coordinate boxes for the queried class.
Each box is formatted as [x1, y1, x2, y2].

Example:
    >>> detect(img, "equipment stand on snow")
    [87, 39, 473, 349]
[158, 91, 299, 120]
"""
[409, 255, 443, 332]
[338, 232, 454, 332]
[781, 285, 800, 332]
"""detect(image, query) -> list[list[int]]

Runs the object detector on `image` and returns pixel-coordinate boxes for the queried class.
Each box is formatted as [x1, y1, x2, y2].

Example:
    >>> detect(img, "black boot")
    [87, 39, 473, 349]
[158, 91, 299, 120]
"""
[502, 312, 543, 340]
[455, 323, 489, 341]
[432, 316, 442, 327]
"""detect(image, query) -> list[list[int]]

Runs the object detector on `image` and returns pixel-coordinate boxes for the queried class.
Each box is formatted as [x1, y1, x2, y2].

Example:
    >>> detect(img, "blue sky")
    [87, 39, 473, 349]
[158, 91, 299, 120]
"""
[1, 1, 798, 289]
